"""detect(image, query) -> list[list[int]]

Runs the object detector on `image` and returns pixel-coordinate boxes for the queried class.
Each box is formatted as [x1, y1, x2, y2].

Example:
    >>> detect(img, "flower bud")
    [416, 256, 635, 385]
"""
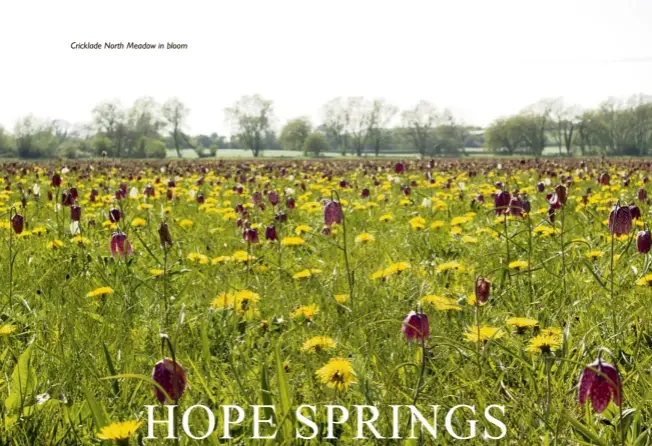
[402, 311, 429, 342]
[152, 358, 187, 403]
[637, 230, 651, 254]
[11, 214, 24, 234]
[158, 222, 173, 247]
[475, 277, 491, 304]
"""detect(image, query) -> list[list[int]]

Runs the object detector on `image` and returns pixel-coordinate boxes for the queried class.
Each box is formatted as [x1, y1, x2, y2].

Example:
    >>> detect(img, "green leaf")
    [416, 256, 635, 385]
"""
[562, 410, 607, 446]
[101, 342, 120, 397]
[5, 344, 37, 412]
[274, 341, 294, 442]
[82, 382, 109, 428]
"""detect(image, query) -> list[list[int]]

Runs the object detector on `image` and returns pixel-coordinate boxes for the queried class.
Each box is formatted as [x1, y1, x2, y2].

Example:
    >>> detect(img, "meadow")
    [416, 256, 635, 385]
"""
[0, 158, 650, 445]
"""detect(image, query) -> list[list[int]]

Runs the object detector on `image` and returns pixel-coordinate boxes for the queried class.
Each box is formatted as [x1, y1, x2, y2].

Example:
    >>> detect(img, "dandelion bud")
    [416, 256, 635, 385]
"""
[152, 358, 187, 403]
[70, 205, 81, 222]
[402, 311, 429, 342]
[578, 359, 622, 414]
[475, 277, 491, 304]
[494, 190, 511, 216]
[110, 231, 133, 257]
[323, 200, 343, 226]
[608, 204, 632, 236]
[637, 230, 651, 254]
[265, 225, 277, 241]
[158, 222, 173, 247]
[11, 214, 24, 234]
[109, 208, 121, 223]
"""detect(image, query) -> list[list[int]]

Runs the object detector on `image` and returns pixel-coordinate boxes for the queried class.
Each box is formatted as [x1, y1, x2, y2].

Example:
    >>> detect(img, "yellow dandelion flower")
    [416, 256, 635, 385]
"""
[131, 218, 147, 228]
[355, 233, 375, 244]
[450, 216, 470, 226]
[0, 324, 17, 336]
[508, 260, 528, 271]
[87, 287, 113, 298]
[150, 269, 165, 277]
[97, 420, 143, 441]
[421, 294, 462, 311]
[293, 269, 313, 279]
[290, 304, 319, 321]
[302, 336, 337, 353]
[179, 219, 193, 229]
[379, 213, 393, 222]
[464, 325, 504, 343]
[47, 240, 64, 249]
[211, 256, 231, 264]
[186, 252, 209, 264]
[281, 236, 305, 246]
[636, 274, 652, 286]
[436, 261, 464, 273]
[71, 236, 90, 245]
[409, 216, 426, 231]
[315, 357, 356, 391]
[461, 235, 478, 244]
[506, 317, 539, 334]
[295, 225, 311, 235]
[430, 220, 445, 229]
[527, 334, 562, 354]
[32, 227, 46, 235]
[334, 294, 349, 304]
[232, 250, 256, 262]
[585, 250, 604, 260]
[138, 203, 153, 210]
[211, 292, 234, 309]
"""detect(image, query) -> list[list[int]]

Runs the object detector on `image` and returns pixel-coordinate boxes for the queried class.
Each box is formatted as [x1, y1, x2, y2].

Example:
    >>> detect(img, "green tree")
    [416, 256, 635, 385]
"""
[279, 118, 311, 153]
[321, 97, 350, 156]
[304, 132, 331, 157]
[368, 99, 398, 156]
[401, 101, 442, 158]
[162, 98, 190, 158]
[225, 95, 274, 157]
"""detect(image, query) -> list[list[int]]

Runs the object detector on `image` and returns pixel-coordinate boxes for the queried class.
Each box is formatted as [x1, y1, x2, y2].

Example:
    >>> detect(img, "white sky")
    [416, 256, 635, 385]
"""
[1, 0, 651, 136]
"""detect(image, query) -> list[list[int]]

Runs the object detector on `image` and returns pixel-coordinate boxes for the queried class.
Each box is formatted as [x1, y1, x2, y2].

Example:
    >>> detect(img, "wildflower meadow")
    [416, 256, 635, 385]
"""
[0, 158, 650, 445]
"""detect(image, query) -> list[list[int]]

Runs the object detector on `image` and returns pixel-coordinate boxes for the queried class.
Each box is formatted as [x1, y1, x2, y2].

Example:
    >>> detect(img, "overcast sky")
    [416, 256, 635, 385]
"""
[1, 0, 651, 135]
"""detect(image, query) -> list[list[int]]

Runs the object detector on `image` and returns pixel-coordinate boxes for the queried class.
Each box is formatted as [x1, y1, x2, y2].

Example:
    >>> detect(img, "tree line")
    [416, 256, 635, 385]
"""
[0, 94, 649, 159]
[484, 95, 652, 156]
